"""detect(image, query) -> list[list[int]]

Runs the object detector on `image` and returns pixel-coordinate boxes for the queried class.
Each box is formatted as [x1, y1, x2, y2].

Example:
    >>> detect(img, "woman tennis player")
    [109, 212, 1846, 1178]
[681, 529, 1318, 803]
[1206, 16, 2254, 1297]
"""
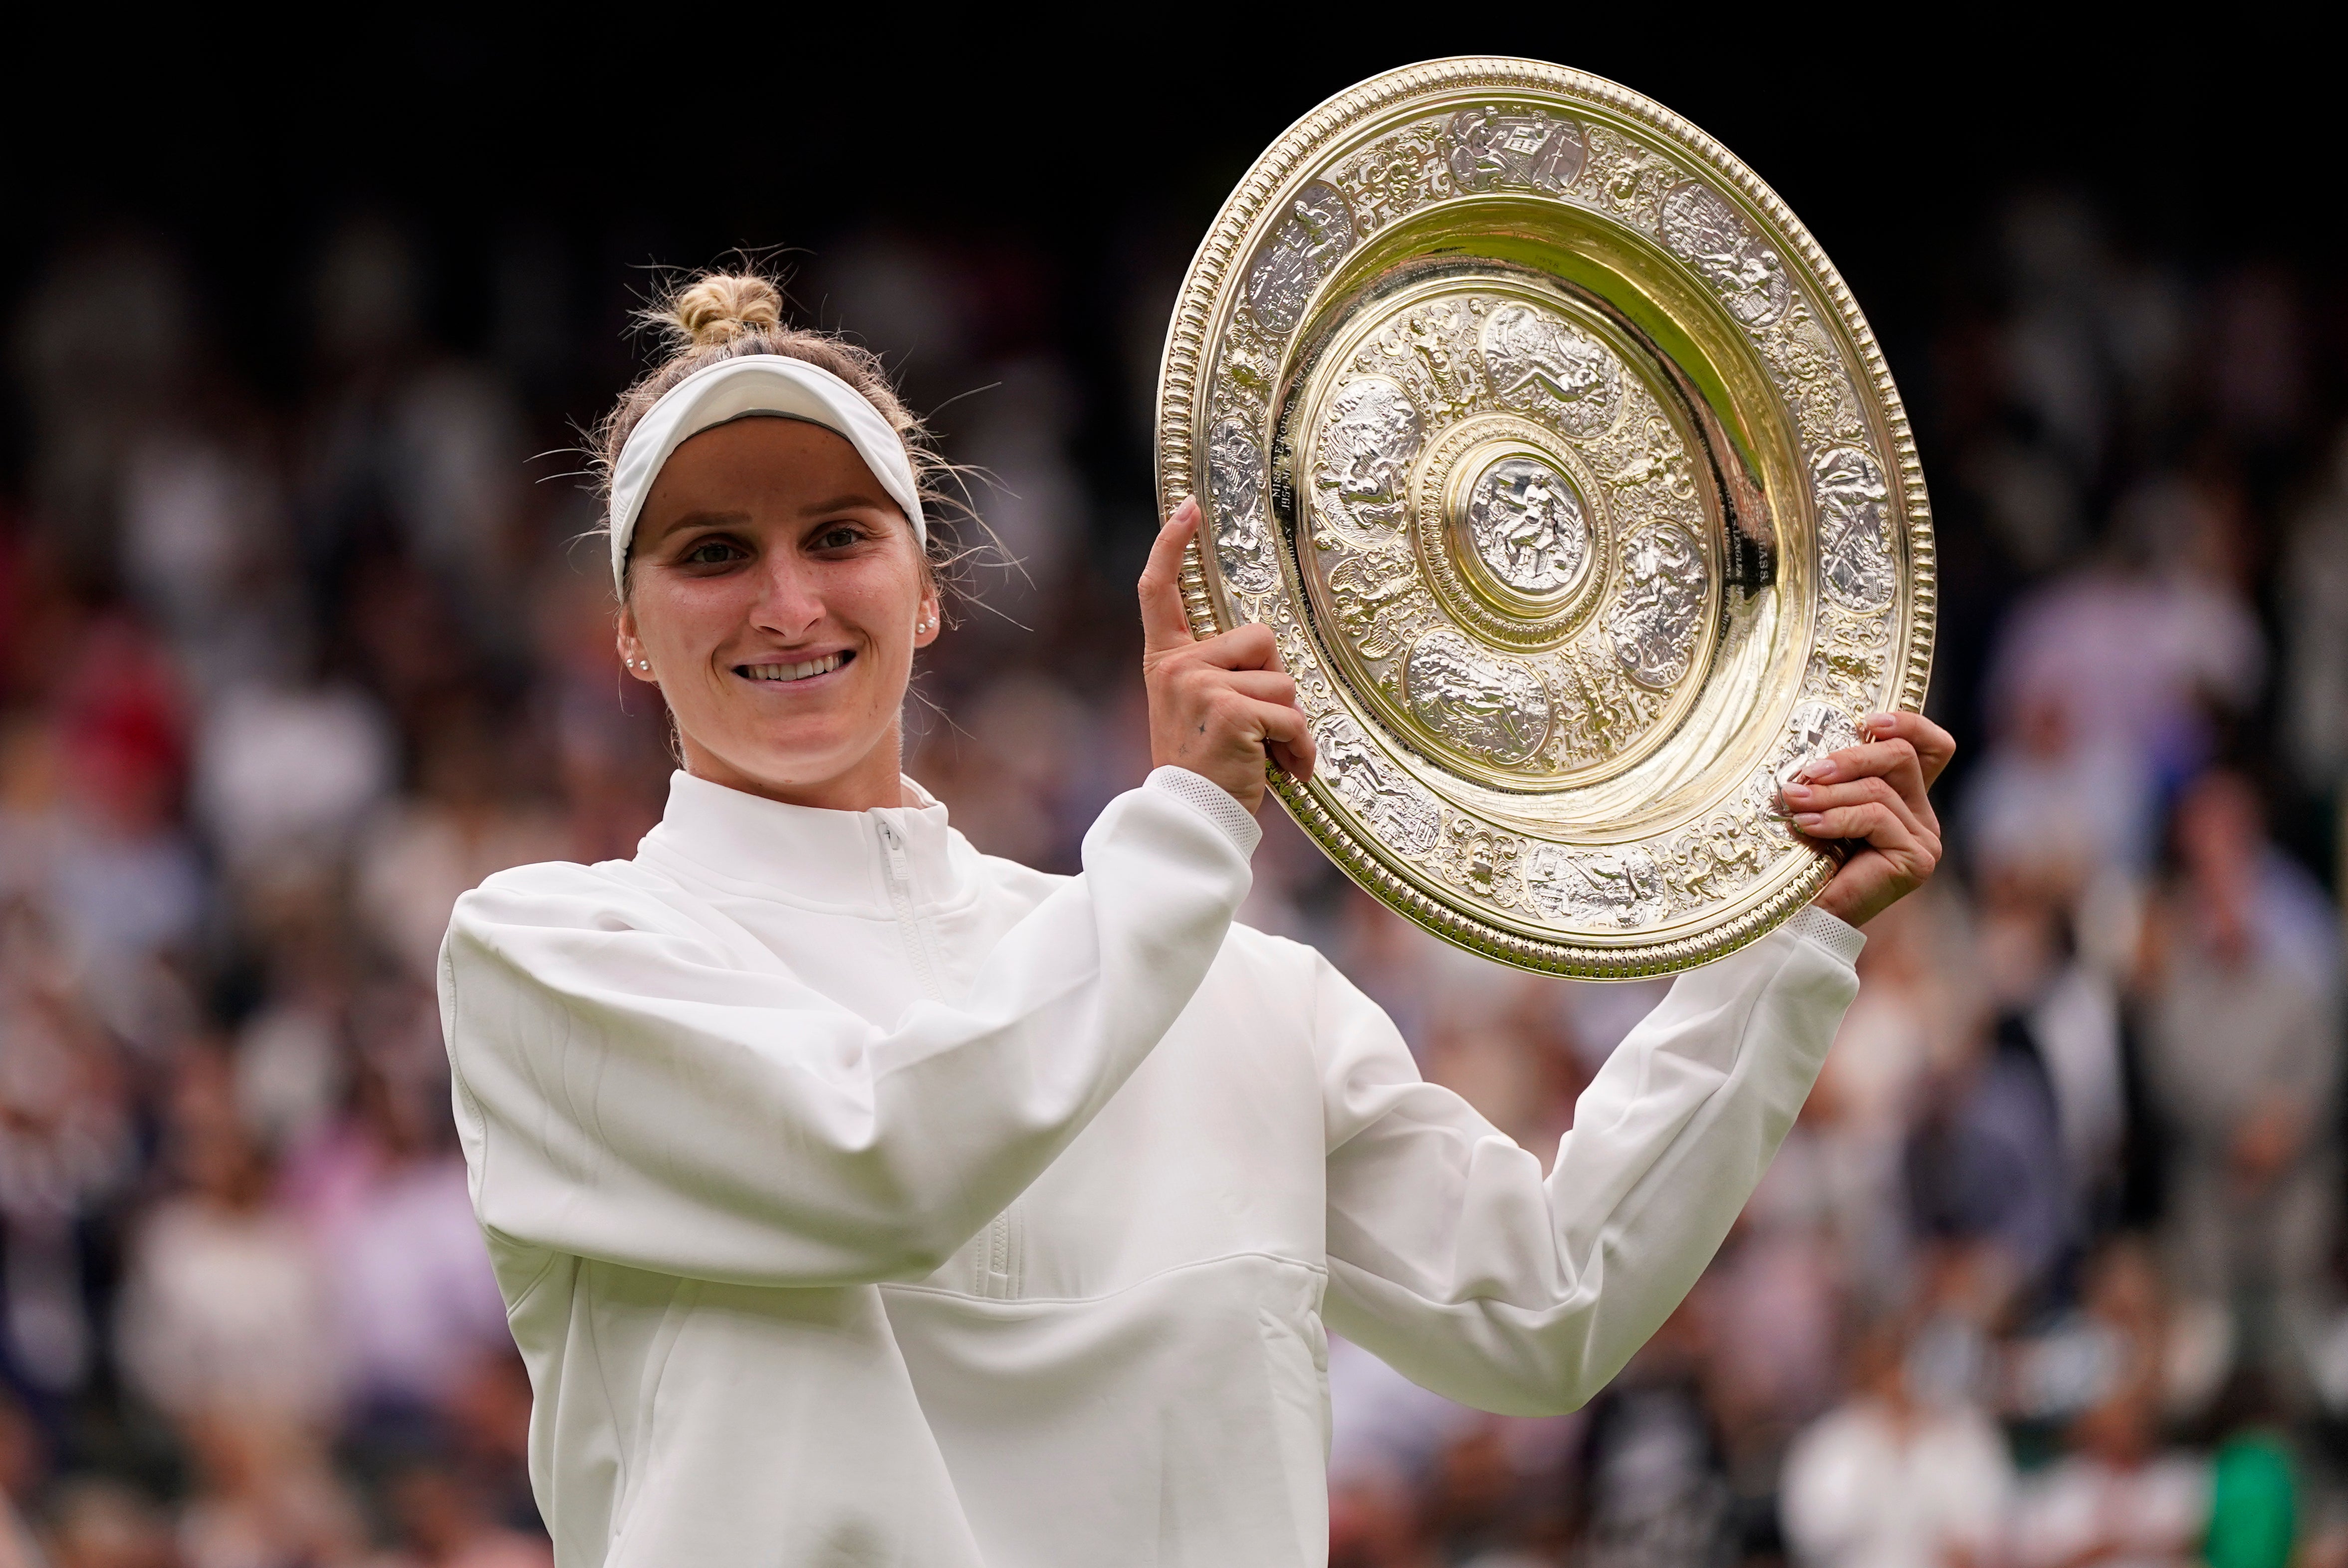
[439, 272, 1951, 1567]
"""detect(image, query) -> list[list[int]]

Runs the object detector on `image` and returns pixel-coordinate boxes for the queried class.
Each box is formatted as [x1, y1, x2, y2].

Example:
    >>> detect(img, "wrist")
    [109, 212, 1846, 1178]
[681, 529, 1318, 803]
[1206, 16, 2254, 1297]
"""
[1787, 904, 1867, 966]
[1145, 766, 1262, 857]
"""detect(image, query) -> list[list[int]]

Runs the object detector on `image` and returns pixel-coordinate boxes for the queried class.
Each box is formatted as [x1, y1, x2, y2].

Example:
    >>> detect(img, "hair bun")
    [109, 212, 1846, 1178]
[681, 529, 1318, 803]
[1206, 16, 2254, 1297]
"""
[668, 273, 783, 348]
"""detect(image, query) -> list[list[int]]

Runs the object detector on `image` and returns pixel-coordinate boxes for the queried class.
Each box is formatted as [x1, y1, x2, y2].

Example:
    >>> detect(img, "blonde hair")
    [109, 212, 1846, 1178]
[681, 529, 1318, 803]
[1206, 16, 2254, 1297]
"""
[592, 270, 963, 597]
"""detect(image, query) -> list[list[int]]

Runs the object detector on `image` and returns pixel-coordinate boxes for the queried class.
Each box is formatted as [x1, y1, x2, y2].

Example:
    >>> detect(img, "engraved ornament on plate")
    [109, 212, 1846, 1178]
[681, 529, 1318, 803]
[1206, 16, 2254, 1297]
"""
[1606, 523, 1708, 688]
[1447, 106, 1587, 193]
[1812, 446, 1897, 611]
[1656, 182, 1790, 329]
[1314, 376, 1424, 535]
[1244, 182, 1357, 336]
[1403, 629, 1553, 765]
[1206, 418, 1277, 593]
[1479, 304, 1622, 437]
[1314, 713, 1443, 855]
[1522, 841, 1668, 927]
[1463, 455, 1591, 596]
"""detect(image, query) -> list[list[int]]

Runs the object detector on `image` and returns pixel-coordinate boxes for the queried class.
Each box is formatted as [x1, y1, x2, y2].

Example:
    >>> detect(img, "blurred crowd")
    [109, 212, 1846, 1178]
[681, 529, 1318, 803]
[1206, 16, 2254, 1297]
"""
[0, 189, 2341, 1568]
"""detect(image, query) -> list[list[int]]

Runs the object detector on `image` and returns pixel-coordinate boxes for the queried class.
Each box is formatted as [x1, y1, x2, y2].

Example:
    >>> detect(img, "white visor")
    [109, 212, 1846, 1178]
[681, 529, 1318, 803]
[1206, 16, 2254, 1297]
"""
[607, 353, 925, 595]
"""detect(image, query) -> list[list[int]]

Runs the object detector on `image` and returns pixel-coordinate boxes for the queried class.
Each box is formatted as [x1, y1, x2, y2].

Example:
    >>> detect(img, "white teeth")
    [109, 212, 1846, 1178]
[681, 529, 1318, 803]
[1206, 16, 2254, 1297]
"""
[743, 653, 847, 682]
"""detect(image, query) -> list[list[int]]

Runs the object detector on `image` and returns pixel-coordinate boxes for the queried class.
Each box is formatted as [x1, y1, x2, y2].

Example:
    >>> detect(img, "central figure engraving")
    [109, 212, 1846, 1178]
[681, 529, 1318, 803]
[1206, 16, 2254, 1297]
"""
[1464, 455, 1590, 596]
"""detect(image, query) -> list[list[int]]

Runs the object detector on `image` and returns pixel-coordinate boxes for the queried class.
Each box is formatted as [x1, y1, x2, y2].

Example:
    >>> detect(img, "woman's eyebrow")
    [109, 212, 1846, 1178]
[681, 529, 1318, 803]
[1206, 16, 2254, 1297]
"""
[796, 493, 893, 517]
[648, 510, 751, 540]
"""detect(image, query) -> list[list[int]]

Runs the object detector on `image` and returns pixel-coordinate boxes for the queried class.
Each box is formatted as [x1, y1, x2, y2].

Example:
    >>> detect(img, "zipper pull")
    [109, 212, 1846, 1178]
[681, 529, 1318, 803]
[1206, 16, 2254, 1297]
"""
[878, 819, 913, 885]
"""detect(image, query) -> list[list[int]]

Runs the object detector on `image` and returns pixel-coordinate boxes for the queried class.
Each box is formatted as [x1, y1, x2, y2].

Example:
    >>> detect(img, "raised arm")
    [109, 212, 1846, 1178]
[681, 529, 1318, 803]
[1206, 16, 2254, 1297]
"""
[1318, 910, 1863, 1414]
[1321, 712, 1950, 1414]
[442, 773, 1253, 1288]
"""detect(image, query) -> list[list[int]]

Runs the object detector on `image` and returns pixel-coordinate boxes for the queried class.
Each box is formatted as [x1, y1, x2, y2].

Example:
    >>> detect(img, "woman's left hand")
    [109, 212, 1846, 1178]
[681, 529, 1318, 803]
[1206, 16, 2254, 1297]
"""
[1783, 710, 1955, 928]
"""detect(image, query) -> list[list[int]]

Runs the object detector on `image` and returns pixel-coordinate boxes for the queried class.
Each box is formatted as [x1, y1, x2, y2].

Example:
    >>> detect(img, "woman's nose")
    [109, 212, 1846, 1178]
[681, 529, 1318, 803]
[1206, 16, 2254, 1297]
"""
[749, 555, 825, 638]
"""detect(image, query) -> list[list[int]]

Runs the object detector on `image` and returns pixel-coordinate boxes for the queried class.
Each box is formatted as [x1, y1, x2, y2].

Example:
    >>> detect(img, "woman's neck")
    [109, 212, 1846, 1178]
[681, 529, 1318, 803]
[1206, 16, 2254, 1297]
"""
[679, 726, 911, 812]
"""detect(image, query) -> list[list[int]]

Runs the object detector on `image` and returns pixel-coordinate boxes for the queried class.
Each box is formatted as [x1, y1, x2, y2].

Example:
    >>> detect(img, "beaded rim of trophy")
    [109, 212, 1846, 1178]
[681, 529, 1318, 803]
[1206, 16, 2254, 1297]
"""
[1156, 57, 1936, 977]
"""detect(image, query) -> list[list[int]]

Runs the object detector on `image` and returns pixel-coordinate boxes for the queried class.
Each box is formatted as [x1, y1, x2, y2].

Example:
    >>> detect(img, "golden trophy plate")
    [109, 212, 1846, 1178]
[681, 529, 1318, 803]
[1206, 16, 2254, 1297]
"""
[1155, 56, 1933, 976]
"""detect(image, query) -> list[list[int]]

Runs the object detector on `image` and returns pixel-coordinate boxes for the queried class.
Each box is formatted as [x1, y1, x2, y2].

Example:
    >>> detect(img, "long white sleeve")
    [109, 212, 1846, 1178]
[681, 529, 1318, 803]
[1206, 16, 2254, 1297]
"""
[438, 776, 1252, 1290]
[1319, 908, 1862, 1416]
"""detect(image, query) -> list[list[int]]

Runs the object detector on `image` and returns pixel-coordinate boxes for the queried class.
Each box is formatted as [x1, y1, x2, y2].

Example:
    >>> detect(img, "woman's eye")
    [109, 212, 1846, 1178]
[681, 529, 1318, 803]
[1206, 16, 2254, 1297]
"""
[814, 525, 864, 551]
[682, 539, 743, 566]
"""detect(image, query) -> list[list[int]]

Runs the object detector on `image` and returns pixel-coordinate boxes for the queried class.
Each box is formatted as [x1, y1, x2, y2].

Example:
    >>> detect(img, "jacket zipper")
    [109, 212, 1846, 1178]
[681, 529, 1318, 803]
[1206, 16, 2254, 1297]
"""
[875, 818, 943, 1002]
[875, 819, 1017, 1297]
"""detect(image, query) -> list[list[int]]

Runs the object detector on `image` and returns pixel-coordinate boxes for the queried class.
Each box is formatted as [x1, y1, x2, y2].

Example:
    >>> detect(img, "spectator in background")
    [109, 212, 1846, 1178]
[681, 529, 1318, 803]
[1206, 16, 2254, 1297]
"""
[0, 1394, 42, 1568]
[39, 1479, 175, 1568]
[1572, 1307, 1736, 1568]
[365, 1462, 550, 1568]
[193, 672, 394, 888]
[434, 1349, 541, 1540]
[1780, 1320, 2013, 1568]
[2203, 1376, 2299, 1568]
[2005, 1238, 2189, 1430]
[1904, 1008, 2072, 1312]
[2009, 1388, 2207, 1568]
[2280, 428, 2348, 796]
[114, 1049, 342, 1433]
[1692, 1134, 1847, 1540]
[1961, 685, 2158, 894]
[173, 1413, 365, 1568]
[0, 894, 135, 1413]
[2136, 772, 2344, 1410]
[298, 1044, 508, 1437]
[1983, 474, 2265, 809]
[1805, 890, 1950, 1305]
[114, 1048, 362, 1568]
[353, 703, 567, 983]
[1974, 869, 2127, 1240]
[232, 887, 357, 1157]
[41, 617, 205, 1051]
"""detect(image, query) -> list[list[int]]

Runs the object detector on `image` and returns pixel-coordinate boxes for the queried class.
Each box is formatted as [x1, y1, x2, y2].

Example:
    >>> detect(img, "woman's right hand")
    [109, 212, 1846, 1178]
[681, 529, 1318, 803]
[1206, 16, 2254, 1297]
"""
[1138, 497, 1315, 814]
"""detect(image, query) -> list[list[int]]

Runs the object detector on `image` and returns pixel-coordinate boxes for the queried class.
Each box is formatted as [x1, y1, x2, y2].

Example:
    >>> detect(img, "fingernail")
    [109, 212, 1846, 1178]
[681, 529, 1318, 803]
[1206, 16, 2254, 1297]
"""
[1802, 759, 1838, 782]
[1783, 781, 1814, 803]
[1866, 712, 1895, 733]
[1793, 813, 1825, 830]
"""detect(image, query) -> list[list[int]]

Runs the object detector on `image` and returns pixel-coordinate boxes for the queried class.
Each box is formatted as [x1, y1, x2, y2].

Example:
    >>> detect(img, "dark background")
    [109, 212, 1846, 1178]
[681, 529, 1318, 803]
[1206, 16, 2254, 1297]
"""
[8, 21, 2342, 801]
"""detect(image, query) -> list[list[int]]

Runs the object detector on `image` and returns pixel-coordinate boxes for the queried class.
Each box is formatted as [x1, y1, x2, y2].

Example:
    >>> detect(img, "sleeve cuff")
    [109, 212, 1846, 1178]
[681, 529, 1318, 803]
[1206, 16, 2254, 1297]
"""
[1785, 904, 1866, 967]
[1145, 766, 1262, 858]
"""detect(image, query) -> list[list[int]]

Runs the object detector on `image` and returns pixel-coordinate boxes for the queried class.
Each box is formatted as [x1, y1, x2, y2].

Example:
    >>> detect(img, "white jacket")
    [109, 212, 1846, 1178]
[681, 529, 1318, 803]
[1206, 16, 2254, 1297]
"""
[440, 767, 1864, 1568]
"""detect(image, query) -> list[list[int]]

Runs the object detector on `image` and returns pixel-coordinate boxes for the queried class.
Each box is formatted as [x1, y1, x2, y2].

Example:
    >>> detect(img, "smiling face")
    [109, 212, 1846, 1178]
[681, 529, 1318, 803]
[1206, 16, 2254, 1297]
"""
[617, 415, 939, 810]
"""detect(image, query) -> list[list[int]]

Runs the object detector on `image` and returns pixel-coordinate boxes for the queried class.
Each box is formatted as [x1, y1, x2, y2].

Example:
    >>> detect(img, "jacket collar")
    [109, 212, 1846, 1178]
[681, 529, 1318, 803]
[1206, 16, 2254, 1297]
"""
[636, 769, 969, 916]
